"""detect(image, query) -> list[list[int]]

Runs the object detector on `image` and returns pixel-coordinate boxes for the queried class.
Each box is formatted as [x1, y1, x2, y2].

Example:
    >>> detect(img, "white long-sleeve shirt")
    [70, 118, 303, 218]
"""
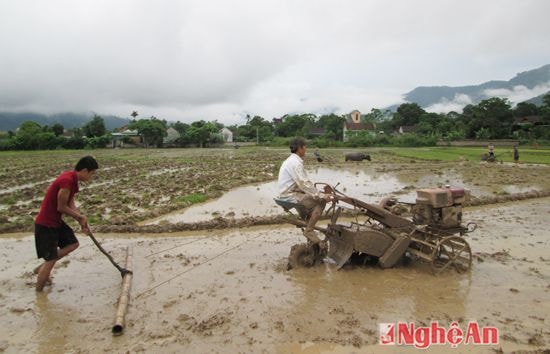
[277, 153, 321, 202]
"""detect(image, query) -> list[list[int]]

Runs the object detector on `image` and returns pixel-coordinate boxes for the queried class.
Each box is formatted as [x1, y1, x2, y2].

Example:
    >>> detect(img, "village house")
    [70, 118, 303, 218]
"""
[342, 110, 377, 142]
[308, 127, 326, 138]
[61, 129, 75, 138]
[111, 126, 141, 148]
[220, 127, 233, 143]
[163, 127, 181, 146]
[511, 115, 544, 136]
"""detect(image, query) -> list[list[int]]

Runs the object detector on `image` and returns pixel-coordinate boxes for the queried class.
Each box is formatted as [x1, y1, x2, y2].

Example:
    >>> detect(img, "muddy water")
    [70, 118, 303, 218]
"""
[143, 166, 405, 224]
[0, 179, 53, 195]
[144, 165, 471, 225]
[0, 198, 549, 353]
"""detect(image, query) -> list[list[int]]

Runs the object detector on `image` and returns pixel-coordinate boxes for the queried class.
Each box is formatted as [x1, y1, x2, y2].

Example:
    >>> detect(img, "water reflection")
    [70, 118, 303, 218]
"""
[146, 167, 411, 225]
[0, 179, 53, 195]
[145, 163, 523, 225]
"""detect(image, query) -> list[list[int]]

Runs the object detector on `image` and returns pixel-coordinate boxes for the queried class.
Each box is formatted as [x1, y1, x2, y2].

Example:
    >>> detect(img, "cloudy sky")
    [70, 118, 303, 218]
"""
[1, 0, 549, 125]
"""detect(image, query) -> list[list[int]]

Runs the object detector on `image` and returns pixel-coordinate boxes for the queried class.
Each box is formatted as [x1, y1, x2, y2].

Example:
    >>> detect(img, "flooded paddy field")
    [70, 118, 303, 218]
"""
[1, 147, 549, 353]
[2, 147, 549, 233]
[0, 199, 549, 353]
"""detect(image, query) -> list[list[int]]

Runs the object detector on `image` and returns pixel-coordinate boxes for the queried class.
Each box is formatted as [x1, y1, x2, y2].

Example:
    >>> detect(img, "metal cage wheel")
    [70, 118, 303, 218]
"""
[287, 242, 325, 270]
[431, 236, 472, 274]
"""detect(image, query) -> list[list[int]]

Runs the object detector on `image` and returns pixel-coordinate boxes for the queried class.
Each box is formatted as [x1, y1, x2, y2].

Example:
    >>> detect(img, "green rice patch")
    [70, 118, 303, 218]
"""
[175, 193, 207, 205]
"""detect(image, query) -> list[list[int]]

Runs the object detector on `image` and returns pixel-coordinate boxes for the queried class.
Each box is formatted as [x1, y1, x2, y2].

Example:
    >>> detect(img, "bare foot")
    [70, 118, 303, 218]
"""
[36, 277, 53, 292]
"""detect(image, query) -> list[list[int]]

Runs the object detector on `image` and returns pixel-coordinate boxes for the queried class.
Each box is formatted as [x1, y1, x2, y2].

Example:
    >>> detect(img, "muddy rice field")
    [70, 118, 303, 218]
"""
[0, 147, 549, 353]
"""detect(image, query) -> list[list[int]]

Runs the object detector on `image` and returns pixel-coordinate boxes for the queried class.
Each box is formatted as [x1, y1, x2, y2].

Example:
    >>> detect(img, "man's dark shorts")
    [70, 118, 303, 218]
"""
[35, 222, 78, 261]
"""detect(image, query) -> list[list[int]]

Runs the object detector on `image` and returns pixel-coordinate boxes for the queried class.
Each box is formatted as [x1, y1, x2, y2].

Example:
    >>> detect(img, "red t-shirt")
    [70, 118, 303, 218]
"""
[35, 170, 79, 228]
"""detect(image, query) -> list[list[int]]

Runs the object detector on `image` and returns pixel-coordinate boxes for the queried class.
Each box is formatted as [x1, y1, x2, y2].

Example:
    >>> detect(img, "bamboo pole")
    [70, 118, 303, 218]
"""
[112, 246, 133, 335]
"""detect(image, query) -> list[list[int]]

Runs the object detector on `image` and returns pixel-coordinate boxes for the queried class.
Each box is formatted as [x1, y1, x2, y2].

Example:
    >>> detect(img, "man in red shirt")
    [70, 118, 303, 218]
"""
[34, 156, 98, 291]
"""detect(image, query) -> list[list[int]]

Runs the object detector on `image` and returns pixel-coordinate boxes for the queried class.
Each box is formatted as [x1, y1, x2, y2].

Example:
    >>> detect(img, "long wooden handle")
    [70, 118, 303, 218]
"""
[89, 232, 128, 276]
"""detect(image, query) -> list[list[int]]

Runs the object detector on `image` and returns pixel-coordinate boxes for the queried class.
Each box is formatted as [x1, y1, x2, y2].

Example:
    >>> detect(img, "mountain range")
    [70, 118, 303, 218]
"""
[402, 64, 550, 111]
[0, 112, 130, 132]
[1, 64, 549, 131]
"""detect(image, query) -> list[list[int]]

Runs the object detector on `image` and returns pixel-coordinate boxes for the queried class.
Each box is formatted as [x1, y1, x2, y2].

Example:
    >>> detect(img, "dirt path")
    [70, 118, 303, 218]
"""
[0, 198, 549, 353]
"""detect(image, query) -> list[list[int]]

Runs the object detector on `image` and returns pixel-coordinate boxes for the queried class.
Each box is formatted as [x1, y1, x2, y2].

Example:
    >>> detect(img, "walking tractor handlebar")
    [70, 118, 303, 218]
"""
[314, 182, 348, 201]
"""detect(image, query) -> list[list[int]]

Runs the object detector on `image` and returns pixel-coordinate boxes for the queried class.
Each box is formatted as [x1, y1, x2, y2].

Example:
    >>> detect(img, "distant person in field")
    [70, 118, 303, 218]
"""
[513, 145, 520, 164]
[314, 149, 323, 162]
[277, 138, 332, 245]
[34, 156, 98, 291]
[488, 144, 495, 158]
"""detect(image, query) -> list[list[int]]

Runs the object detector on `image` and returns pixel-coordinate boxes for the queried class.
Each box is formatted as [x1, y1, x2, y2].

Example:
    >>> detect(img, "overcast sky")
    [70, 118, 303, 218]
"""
[1, 0, 549, 125]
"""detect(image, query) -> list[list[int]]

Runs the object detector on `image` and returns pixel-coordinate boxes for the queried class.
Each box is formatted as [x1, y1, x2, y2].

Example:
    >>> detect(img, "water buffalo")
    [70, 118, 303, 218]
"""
[345, 152, 371, 162]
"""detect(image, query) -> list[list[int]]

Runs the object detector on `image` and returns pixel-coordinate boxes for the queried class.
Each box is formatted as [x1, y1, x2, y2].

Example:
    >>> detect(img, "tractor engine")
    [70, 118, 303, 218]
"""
[412, 187, 466, 228]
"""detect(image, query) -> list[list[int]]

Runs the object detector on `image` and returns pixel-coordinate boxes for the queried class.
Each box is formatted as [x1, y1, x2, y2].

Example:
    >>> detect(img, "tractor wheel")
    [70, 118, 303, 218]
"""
[287, 243, 324, 270]
[431, 236, 472, 274]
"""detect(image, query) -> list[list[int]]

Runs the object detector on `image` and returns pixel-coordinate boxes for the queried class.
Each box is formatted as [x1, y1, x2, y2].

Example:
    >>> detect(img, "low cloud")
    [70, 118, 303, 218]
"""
[1, 1, 549, 124]
[425, 94, 473, 114]
[483, 83, 550, 105]
[425, 82, 550, 114]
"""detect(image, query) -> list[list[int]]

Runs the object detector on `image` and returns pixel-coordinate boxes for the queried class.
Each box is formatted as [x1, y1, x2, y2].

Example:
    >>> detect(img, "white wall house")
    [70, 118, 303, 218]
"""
[163, 127, 180, 144]
[220, 127, 233, 143]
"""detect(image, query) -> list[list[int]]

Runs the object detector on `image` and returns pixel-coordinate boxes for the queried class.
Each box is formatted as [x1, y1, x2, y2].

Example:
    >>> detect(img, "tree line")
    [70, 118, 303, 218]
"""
[1, 95, 549, 151]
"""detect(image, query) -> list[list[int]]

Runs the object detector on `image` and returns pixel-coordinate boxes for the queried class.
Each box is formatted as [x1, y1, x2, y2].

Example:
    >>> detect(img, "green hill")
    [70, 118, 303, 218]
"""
[0, 112, 130, 131]
[404, 64, 550, 108]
